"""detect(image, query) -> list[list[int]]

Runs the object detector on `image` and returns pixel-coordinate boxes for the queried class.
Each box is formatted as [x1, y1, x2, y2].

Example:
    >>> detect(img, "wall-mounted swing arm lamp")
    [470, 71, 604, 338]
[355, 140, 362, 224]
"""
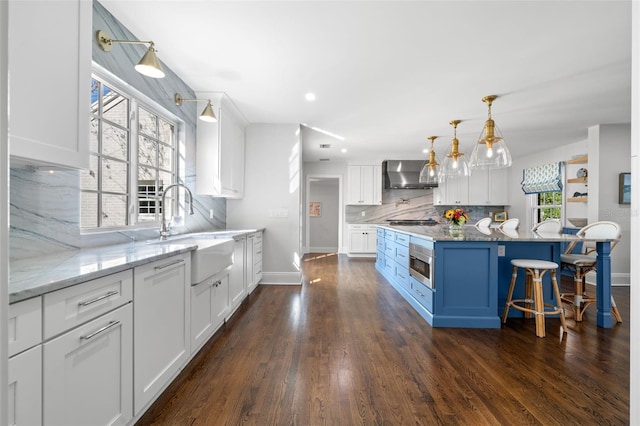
[419, 136, 441, 184]
[174, 93, 217, 123]
[96, 30, 165, 79]
[469, 94, 512, 169]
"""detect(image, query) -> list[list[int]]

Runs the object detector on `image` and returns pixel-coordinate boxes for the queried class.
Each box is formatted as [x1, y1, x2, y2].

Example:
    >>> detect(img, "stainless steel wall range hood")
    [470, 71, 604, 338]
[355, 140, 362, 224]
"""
[382, 160, 437, 189]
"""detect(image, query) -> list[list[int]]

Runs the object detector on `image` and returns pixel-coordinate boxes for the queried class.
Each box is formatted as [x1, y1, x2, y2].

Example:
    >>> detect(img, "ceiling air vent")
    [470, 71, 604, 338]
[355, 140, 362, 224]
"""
[319, 158, 330, 161]
[319, 144, 331, 149]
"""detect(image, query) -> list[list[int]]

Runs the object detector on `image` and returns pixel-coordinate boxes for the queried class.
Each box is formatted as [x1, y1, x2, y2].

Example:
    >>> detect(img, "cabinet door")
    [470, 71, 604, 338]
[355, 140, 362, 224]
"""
[43, 303, 133, 426]
[195, 103, 222, 195]
[191, 272, 229, 352]
[134, 254, 190, 415]
[8, 0, 91, 169]
[212, 274, 230, 327]
[361, 166, 376, 204]
[227, 238, 247, 319]
[347, 165, 363, 204]
[468, 169, 508, 205]
[220, 108, 245, 198]
[372, 165, 382, 204]
[349, 231, 366, 252]
[8, 345, 42, 426]
[443, 176, 469, 205]
[246, 235, 256, 294]
[253, 233, 263, 285]
[365, 231, 378, 252]
[488, 168, 509, 205]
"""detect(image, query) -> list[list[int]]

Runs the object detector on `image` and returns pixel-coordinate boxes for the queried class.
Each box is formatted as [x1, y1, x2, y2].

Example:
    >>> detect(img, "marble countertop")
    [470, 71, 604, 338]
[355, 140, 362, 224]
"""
[377, 224, 588, 243]
[9, 229, 262, 304]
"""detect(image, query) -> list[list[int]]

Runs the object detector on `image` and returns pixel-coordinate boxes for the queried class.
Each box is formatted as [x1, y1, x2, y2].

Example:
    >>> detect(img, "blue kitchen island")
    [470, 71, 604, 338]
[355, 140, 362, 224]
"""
[375, 224, 617, 329]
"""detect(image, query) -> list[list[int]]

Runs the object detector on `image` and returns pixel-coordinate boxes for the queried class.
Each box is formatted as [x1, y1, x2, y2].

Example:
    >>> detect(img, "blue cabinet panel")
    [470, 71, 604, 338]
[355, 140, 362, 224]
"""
[395, 266, 411, 293]
[410, 277, 434, 313]
[395, 244, 409, 269]
[395, 232, 410, 247]
[435, 242, 498, 320]
[384, 229, 395, 240]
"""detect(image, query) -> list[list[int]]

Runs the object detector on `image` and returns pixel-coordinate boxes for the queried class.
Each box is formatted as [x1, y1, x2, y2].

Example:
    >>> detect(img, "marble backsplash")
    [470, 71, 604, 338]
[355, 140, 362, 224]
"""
[346, 188, 503, 225]
[9, 168, 226, 260]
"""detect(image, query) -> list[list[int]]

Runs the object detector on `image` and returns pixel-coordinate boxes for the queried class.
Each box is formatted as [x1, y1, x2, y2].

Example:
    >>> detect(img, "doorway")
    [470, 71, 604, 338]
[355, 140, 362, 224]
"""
[305, 175, 342, 254]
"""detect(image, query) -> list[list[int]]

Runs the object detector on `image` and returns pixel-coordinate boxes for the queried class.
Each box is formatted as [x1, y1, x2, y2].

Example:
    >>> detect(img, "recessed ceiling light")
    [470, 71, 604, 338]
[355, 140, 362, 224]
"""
[305, 93, 316, 101]
[423, 148, 429, 154]
[341, 148, 347, 153]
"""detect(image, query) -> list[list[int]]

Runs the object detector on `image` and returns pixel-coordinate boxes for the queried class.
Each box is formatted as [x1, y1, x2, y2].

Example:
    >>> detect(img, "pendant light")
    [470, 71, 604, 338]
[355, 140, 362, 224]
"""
[440, 120, 470, 179]
[419, 136, 440, 184]
[469, 95, 512, 169]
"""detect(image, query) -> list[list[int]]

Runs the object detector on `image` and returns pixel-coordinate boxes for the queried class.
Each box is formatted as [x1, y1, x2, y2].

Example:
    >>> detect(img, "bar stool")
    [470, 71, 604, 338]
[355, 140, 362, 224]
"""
[502, 258, 567, 338]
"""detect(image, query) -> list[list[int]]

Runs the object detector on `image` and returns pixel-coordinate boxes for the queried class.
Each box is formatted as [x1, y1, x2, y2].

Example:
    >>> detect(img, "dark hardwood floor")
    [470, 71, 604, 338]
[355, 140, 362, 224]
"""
[137, 253, 629, 425]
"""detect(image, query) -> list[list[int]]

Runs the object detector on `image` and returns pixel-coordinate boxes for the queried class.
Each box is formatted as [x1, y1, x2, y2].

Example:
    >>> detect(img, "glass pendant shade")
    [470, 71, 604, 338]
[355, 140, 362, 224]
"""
[440, 120, 470, 179]
[419, 136, 440, 184]
[470, 95, 512, 169]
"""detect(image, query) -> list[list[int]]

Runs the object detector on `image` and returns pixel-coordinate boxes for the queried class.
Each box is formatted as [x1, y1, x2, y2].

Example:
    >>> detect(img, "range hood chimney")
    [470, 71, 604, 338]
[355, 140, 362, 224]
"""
[382, 160, 437, 189]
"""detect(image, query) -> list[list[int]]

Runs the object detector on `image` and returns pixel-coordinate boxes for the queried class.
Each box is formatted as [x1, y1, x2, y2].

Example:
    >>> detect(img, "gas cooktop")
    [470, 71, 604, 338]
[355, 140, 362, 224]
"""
[386, 219, 440, 226]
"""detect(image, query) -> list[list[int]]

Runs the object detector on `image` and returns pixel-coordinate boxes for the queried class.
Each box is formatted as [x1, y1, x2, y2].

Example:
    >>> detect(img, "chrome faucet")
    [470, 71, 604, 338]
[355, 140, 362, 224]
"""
[160, 183, 195, 240]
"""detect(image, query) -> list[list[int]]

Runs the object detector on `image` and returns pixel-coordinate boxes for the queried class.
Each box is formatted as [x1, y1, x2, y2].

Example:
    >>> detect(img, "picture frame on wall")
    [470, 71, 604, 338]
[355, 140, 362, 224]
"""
[494, 211, 508, 222]
[619, 172, 631, 204]
[309, 201, 321, 217]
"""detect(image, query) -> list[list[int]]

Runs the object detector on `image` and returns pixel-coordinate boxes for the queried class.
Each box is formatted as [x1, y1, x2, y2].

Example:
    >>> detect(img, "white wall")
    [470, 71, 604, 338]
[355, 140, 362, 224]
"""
[1, 0, 9, 422]
[308, 179, 339, 252]
[629, 1, 639, 422]
[227, 124, 302, 284]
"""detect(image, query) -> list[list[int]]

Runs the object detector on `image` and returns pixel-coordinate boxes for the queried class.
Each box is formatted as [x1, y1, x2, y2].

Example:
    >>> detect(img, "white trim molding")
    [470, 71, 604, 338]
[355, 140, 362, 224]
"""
[260, 272, 303, 286]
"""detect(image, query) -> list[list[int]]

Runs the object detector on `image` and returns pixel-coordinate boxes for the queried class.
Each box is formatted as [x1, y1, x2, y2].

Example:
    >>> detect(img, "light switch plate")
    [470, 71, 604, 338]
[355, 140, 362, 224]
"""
[498, 245, 505, 256]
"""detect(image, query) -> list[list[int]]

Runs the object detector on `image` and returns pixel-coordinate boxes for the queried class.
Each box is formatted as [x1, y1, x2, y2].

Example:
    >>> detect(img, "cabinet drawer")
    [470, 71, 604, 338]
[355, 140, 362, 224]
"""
[376, 237, 385, 250]
[8, 296, 42, 357]
[44, 269, 133, 339]
[395, 232, 410, 247]
[384, 229, 395, 240]
[253, 241, 262, 258]
[383, 259, 395, 277]
[384, 241, 396, 258]
[395, 266, 411, 293]
[411, 278, 434, 312]
[395, 244, 409, 268]
[376, 228, 384, 238]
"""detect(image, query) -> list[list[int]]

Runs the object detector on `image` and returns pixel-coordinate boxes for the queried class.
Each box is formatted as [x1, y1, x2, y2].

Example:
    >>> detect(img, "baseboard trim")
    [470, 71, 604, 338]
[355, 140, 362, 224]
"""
[308, 246, 338, 253]
[585, 271, 630, 287]
[260, 271, 302, 285]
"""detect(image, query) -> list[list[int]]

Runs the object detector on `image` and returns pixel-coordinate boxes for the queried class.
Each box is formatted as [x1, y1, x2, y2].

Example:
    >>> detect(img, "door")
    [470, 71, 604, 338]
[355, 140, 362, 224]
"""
[308, 178, 339, 253]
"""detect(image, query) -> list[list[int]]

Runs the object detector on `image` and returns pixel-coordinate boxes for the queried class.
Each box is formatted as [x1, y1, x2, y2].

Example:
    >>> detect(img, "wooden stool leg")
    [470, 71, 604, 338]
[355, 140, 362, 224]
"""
[611, 296, 623, 323]
[532, 271, 546, 338]
[524, 272, 533, 319]
[573, 273, 584, 322]
[550, 270, 567, 333]
[502, 266, 518, 323]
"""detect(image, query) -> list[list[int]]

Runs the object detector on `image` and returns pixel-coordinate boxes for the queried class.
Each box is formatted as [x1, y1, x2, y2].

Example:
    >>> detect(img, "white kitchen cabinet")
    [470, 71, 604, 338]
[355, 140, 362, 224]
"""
[468, 168, 509, 205]
[191, 268, 230, 353]
[195, 93, 247, 198]
[227, 237, 247, 320]
[43, 303, 133, 426]
[8, 0, 91, 169]
[8, 345, 42, 426]
[435, 176, 469, 205]
[347, 165, 382, 205]
[133, 253, 191, 415]
[253, 232, 263, 288]
[348, 224, 377, 255]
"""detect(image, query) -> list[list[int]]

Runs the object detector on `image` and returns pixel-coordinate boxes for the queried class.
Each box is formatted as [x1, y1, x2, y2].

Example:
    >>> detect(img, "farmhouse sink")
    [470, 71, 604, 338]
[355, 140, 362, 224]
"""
[148, 236, 234, 284]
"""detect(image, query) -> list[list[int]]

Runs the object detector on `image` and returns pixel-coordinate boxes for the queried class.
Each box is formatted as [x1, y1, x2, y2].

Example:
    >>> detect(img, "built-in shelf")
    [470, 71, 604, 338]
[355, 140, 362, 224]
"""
[567, 197, 589, 203]
[567, 155, 588, 164]
[567, 177, 588, 184]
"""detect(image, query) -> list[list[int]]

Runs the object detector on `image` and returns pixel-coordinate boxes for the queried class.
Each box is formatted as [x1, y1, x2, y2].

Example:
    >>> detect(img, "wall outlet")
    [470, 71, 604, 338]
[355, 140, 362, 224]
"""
[361, 211, 366, 217]
[209, 209, 214, 219]
[498, 245, 505, 256]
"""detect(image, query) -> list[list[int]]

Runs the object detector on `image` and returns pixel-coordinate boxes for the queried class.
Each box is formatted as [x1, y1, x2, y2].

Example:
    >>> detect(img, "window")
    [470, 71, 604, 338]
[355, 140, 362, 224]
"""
[82, 75, 179, 229]
[532, 191, 563, 224]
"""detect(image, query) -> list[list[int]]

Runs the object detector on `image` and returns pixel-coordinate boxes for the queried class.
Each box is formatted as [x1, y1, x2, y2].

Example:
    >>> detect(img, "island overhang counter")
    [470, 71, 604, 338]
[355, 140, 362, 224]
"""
[375, 224, 617, 329]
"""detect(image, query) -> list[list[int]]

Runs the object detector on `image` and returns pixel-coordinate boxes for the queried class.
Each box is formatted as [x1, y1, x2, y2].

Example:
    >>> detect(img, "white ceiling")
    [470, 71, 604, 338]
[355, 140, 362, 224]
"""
[100, 0, 632, 163]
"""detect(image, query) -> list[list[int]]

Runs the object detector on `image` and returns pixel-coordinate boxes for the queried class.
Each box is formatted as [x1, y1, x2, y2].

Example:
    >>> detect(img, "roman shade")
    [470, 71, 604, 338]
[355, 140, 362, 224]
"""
[521, 162, 563, 194]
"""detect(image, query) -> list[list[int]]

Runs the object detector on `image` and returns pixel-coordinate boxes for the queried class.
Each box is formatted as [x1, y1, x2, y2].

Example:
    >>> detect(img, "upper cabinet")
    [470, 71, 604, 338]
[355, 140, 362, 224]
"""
[8, 0, 91, 169]
[433, 176, 469, 205]
[347, 165, 382, 205]
[196, 93, 247, 198]
[468, 168, 509, 206]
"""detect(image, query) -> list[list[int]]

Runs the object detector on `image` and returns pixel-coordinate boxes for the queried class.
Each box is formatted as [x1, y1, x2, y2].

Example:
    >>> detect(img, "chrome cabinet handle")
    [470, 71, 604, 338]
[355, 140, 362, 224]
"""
[81, 320, 120, 340]
[78, 290, 119, 307]
[154, 258, 185, 270]
[414, 289, 425, 297]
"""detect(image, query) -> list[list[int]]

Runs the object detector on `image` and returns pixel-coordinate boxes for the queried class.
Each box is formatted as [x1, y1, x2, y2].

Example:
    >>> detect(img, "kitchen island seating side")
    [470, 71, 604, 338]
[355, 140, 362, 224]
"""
[560, 221, 623, 322]
[531, 219, 562, 235]
[502, 258, 567, 338]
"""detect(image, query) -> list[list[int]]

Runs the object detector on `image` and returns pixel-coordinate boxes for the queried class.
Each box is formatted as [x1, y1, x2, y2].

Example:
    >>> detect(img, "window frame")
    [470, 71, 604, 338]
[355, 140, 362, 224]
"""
[82, 66, 185, 233]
